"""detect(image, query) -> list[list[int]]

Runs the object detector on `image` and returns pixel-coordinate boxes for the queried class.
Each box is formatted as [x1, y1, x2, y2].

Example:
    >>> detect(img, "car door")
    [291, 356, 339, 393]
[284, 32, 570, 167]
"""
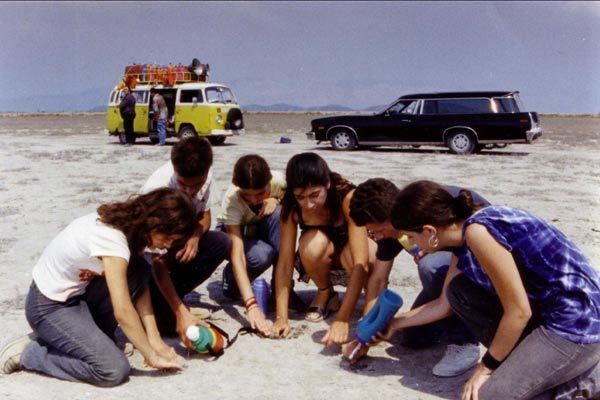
[376, 99, 422, 143]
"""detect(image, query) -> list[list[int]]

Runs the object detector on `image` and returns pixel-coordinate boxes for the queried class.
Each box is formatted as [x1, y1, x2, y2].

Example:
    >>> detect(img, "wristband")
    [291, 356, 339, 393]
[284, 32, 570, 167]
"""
[481, 351, 502, 371]
[245, 297, 258, 310]
[246, 304, 259, 312]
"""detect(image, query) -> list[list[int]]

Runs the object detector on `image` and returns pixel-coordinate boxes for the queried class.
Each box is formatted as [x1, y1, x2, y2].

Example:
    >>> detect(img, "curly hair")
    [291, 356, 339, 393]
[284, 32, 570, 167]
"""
[171, 136, 213, 178]
[391, 180, 479, 232]
[350, 178, 400, 226]
[97, 188, 196, 255]
[281, 152, 354, 222]
[232, 154, 272, 189]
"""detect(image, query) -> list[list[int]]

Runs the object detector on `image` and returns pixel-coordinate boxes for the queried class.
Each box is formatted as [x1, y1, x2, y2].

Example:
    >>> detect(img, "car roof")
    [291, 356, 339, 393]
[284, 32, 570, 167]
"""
[398, 91, 518, 100]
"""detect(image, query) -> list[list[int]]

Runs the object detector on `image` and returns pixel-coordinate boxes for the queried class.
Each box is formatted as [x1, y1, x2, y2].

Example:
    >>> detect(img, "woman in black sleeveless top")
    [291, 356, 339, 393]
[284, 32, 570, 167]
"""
[272, 153, 376, 346]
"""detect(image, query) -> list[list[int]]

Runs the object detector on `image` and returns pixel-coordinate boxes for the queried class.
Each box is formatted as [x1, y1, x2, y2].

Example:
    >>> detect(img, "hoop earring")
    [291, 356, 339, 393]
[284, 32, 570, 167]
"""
[428, 235, 439, 248]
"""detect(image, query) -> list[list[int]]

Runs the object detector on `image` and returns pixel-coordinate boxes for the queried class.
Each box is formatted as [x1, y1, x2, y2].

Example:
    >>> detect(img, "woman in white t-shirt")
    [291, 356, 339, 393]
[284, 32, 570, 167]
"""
[0, 188, 196, 386]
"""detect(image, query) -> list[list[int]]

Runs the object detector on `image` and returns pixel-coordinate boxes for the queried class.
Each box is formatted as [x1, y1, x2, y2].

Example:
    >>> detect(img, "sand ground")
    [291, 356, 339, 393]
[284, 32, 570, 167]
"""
[0, 113, 598, 399]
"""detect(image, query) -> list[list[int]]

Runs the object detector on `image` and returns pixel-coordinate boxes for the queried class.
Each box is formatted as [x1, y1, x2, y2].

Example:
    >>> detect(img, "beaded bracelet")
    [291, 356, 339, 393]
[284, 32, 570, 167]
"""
[481, 351, 502, 371]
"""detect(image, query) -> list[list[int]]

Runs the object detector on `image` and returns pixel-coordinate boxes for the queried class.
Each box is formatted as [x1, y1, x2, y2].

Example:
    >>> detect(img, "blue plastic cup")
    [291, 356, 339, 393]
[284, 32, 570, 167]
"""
[252, 278, 270, 314]
[356, 289, 403, 344]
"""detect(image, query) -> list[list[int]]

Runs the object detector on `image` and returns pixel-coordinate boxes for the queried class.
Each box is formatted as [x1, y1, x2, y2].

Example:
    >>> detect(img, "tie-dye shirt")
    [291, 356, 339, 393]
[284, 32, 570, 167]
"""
[453, 206, 600, 344]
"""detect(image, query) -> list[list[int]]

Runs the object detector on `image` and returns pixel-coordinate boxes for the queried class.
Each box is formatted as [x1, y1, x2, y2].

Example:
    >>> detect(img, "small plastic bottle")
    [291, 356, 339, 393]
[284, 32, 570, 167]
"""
[252, 278, 270, 314]
[186, 325, 217, 354]
[349, 289, 403, 360]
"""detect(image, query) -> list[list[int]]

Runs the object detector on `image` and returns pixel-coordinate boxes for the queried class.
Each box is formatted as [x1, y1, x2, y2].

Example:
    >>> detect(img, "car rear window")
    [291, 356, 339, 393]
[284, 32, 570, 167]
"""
[424, 98, 492, 114]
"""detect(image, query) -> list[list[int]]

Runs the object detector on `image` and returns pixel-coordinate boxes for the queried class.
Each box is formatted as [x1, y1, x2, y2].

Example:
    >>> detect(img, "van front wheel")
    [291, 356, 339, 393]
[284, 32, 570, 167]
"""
[178, 126, 197, 140]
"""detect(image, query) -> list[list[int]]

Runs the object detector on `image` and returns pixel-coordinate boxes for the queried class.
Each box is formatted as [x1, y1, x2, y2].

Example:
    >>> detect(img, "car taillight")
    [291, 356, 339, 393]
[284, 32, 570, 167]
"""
[519, 116, 530, 127]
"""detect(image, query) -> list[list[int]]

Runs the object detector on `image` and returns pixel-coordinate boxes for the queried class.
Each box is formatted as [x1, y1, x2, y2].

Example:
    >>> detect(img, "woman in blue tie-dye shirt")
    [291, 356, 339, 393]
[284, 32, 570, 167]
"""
[382, 180, 600, 400]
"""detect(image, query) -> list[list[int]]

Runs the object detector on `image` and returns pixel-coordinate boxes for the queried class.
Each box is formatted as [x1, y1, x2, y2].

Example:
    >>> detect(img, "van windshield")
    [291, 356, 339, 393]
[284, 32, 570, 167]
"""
[206, 87, 237, 104]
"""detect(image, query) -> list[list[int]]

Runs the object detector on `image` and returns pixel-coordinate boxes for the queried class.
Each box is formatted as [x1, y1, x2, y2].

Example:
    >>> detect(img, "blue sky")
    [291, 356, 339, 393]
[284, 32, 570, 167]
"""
[0, 1, 598, 113]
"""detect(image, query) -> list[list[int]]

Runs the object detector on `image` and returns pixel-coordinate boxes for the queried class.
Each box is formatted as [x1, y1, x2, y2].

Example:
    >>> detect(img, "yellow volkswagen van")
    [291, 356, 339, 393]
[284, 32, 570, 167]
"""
[106, 82, 245, 145]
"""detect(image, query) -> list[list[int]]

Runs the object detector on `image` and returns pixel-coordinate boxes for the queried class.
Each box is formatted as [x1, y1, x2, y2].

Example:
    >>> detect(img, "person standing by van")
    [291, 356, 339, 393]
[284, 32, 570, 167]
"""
[119, 87, 136, 146]
[151, 88, 168, 146]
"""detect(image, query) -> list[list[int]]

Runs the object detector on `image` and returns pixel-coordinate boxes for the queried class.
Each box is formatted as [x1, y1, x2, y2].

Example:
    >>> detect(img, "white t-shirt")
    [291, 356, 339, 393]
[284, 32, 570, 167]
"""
[140, 162, 214, 215]
[32, 213, 130, 302]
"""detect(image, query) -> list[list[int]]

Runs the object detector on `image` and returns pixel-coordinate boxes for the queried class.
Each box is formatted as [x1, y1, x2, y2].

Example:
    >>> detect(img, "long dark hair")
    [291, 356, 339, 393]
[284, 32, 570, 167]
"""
[391, 180, 479, 232]
[281, 152, 354, 222]
[97, 188, 196, 255]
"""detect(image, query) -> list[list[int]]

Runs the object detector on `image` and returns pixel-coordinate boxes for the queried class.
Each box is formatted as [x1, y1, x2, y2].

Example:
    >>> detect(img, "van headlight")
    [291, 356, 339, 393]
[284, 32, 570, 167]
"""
[215, 115, 223, 124]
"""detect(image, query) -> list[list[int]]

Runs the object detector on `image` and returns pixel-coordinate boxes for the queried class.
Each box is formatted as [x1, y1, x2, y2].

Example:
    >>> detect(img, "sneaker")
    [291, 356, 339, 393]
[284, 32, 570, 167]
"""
[221, 268, 241, 300]
[432, 343, 481, 377]
[0, 333, 36, 374]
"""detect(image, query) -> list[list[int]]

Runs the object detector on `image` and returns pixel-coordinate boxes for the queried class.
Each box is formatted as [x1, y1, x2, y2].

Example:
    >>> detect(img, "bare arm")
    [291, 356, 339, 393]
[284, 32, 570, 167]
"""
[335, 190, 371, 322]
[177, 210, 211, 263]
[226, 224, 271, 335]
[103, 256, 181, 369]
[151, 256, 207, 348]
[385, 259, 460, 336]
[465, 223, 531, 362]
[363, 258, 394, 314]
[272, 213, 298, 337]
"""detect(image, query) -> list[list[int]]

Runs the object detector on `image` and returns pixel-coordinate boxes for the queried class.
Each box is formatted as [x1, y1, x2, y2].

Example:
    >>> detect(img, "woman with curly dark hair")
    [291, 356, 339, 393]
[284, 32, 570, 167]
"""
[0, 188, 196, 386]
[273, 152, 376, 346]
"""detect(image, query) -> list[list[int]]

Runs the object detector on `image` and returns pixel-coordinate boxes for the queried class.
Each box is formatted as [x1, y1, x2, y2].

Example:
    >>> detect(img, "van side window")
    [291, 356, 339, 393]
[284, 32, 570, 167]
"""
[180, 90, 203, 103]
[132, 91, 148, 104]
[388, 100, 419, 115]
[109, 91, 117, 104]
[493, 98, 518, 113]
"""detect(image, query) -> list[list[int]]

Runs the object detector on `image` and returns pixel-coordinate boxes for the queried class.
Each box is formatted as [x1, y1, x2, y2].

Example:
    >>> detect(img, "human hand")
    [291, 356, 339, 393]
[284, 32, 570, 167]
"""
[258, 198, 278, 218]
[272, 317, 291, 338]
[342, 339, 370, 364]
[79, 268, 100, 282]
[144, 352, 184, 371]
[461, 363, 492, 400]
[376, 319, 398, 342]
[247, 307, 272, 336]
[149, 337, 178, 362]
[176, 236, 199, 263]
[321, 320, 349, 346]
[176, 310, 209, 349]
[413, 249, 426, 265]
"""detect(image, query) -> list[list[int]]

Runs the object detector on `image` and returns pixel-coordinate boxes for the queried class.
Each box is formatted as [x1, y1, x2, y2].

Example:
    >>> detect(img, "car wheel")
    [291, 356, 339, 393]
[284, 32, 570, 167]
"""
[178, 126, 196, 140]
[330, 130, 357, 151]
[447, 131, 476, 154]
[208, 136, 226, 145]
[118, 131, 127, 144]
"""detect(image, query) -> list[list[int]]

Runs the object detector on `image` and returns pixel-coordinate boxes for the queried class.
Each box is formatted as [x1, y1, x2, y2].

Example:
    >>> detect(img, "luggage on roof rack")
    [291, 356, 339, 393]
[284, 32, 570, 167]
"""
[122, 59, 210, 87]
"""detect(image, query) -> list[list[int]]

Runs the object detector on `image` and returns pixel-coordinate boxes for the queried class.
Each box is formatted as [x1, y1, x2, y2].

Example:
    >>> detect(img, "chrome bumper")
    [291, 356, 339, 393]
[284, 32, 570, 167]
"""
[526, 126, 542, 143]
[210, 129, 245, 136]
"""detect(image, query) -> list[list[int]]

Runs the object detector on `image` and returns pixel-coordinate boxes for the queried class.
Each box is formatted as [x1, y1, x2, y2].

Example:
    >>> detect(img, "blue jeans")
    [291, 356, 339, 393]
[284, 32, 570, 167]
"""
[447, 273, 600, 399]
[157, 118, 166, 145]
[21, 259, 151, 386]
[147, 229, 231, 335]
[218, 206, 281, 293]
[400, 251, 477, 347]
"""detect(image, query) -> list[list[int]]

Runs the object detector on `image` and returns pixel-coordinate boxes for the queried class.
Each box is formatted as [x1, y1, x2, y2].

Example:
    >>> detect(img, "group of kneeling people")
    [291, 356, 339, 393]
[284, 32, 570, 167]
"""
[1, 136, 598, 400]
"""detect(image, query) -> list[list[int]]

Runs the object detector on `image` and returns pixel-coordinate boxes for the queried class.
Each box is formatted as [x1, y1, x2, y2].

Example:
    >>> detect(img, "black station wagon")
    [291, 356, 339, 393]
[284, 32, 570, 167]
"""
[306, 91, 542, 154]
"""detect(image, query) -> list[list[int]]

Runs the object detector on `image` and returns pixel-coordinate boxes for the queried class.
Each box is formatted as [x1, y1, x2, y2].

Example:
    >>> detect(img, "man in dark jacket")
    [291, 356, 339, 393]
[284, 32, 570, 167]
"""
[119, 87, 136, 145]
